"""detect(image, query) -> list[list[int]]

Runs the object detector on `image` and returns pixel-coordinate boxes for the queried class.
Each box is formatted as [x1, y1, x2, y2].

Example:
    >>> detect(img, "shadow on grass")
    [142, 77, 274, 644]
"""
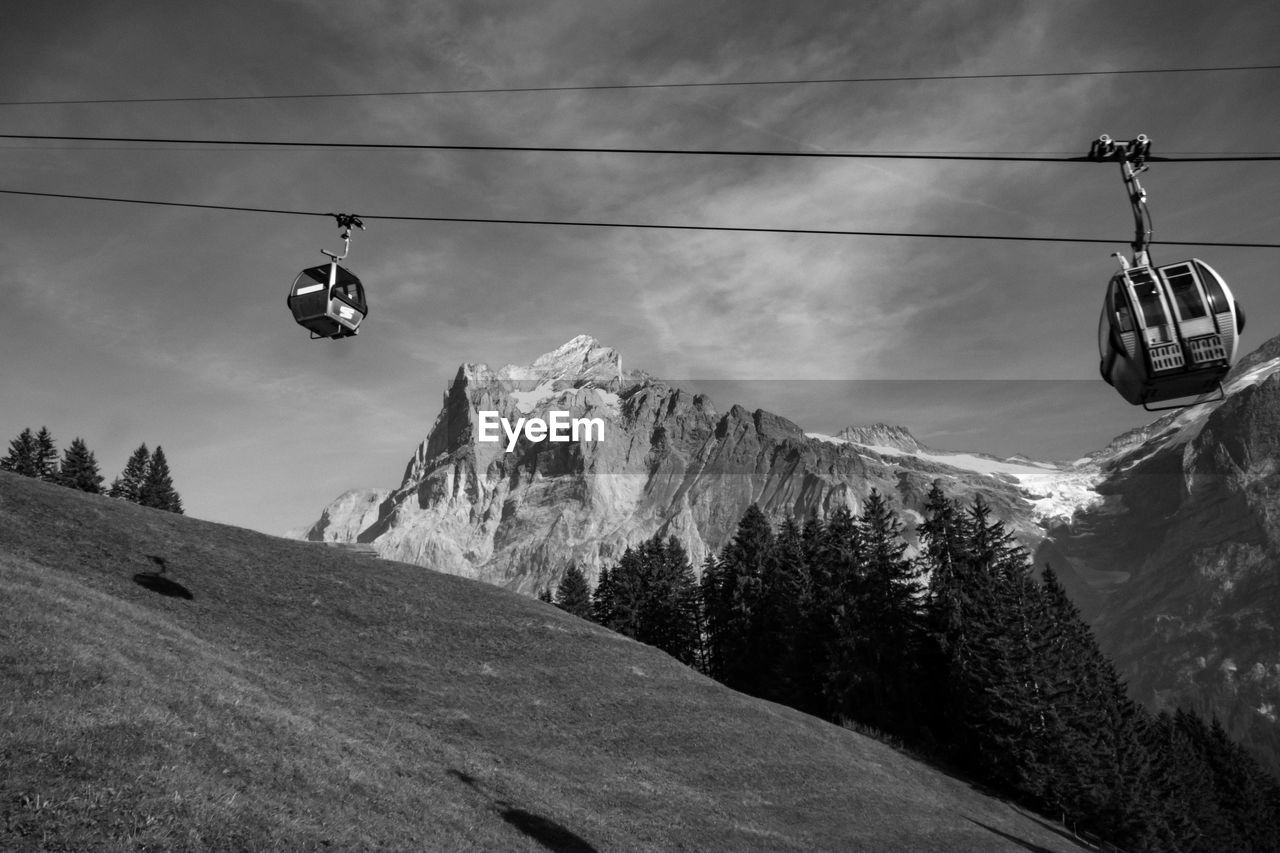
[447, 769, 597, 853]
[133, 556, 193, 599]
[963, 817, 1062, 852]
[133, 572, 193, 599]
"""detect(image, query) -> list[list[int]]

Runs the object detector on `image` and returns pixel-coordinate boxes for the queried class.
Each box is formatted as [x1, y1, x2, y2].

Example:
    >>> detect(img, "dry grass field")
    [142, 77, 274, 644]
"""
[0, 471, 1091, 851]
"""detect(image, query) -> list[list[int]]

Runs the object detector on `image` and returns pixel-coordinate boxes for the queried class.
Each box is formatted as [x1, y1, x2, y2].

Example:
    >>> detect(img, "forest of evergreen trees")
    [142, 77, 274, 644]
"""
[550, 487, 1280, 852]
[1, 427, 183, 513]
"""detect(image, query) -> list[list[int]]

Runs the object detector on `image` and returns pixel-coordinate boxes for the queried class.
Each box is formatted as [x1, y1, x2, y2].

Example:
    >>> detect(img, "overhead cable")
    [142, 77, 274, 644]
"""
[4, 188, 1276, 249]
[2, 133, 1277, 162]
[2, 63, 1277, 106]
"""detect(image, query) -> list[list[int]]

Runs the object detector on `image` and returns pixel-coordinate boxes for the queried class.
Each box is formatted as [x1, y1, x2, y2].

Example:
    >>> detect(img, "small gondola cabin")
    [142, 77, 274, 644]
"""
[287, 262, 367, 340]
[1098, 259, 1243, 408]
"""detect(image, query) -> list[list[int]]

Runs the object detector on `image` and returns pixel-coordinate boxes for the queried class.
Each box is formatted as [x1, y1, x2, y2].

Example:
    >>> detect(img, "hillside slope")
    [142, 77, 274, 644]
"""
[0, 472, 1088, 852]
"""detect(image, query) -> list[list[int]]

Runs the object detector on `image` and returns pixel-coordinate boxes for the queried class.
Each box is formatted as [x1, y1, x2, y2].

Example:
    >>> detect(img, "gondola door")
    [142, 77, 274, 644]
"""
[1159, 262, 1231, 368]
[1123, 268, 1184, 375]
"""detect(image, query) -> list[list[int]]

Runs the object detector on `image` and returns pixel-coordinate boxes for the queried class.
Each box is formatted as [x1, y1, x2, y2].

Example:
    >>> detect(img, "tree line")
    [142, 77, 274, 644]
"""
[547, 487, 1280, 852]
[2, 426, 183, 514]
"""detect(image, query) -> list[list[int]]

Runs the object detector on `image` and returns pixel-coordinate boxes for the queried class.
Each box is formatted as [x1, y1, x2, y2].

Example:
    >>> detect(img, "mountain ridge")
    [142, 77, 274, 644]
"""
[297, 335, 1098, 590]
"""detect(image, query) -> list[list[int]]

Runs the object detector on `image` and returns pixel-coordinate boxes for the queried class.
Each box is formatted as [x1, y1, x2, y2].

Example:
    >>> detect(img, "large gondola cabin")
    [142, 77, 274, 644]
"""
[1098, 258, 1244, 409]
[287, 261, 368, 340]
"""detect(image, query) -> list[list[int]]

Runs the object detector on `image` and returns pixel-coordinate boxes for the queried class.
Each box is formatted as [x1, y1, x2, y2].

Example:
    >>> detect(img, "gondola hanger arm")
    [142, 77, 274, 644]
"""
[1088, 134, 1153, 266]
[321, 212, 364, 262]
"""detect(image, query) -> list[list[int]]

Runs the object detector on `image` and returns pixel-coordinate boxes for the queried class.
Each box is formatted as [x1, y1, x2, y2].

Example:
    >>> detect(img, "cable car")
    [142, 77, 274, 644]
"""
[1098, 259, 1244, 408]
[1088, 135, 1244, 410]
[287, 261, 367, 339]
[287, 213, 368, 340]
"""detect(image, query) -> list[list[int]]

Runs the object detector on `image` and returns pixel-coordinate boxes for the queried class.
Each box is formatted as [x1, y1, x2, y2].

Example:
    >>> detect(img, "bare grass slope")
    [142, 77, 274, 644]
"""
[1, 472, 1088, 851]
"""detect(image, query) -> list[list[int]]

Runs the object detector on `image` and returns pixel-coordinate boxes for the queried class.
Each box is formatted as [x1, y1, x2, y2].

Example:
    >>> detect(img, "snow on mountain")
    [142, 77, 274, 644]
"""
[813, 427, 1105, 527]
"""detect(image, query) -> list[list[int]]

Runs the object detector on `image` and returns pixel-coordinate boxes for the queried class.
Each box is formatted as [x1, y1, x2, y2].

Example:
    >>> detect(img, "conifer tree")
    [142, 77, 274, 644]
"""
[554, 563, 593, 620]
[591, 565, 615, 626]
[110, 443, 150, 502]
[34, 426, 59, 482]
[536, 588, 553, 603]
[599, 546, 645, 637]
[922, 494, 1051, 795]
[701, 504, 772, 693]
[916, 483, 970, 742]
[595, 536, 701, 665]
[138, 445, 183, 513]
[1035, 565, 1131, 821]
[56, 437, 104, 494]
[790, 512, 830, 714]
[643, 535, 701, 666]
[811, 503, 863, 720]
[753, 516, 812, 709]
[1, 427, 41, 477]
[849, 490, 924, 735]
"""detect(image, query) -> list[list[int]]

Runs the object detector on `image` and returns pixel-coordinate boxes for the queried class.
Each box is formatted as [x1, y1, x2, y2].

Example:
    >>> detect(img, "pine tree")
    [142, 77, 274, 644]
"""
[599, 546, 645, 637]
[849, 490, 925, 736]
[1, 427, 41, 477]
[916, 483, 970, 744]
[791, 512, 830, 714]
[753, 516, 812, 709]
[110, 443, 150, 502]
[811, 503, 863, 720]
[34, 426, 59, 482]
[138, 445, 183, 513]
[554, 564, 594, 620]
[591, 565, 615, 626]
[1035, 564, 1131, 822]
[56, 437, 104, 494]
[641, 535, 700, 666]
[701, 504, 772, 694]
[595, 536, 701, 666]
[921, 493, 1052, 797]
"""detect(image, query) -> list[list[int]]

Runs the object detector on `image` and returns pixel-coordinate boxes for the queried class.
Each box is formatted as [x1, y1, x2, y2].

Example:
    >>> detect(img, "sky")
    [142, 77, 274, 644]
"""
[1, 0, 1278, 535]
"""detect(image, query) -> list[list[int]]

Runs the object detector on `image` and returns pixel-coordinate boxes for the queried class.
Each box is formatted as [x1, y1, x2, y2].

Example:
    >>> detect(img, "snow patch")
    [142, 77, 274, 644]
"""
[509, 384, 621, 415]
[814, 435, 1104, 524]
[509, 381, 558, 414]
[806, 432, 851, 445]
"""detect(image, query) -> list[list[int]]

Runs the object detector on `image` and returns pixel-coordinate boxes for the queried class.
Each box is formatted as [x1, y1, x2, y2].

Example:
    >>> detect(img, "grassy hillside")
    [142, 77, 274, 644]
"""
[0, 472, 1090, 851]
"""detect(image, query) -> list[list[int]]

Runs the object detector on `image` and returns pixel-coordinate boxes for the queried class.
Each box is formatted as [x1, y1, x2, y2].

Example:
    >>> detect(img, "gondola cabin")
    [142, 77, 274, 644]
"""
[287, 261, 367, 340]
[1098, 259, 1243, 409]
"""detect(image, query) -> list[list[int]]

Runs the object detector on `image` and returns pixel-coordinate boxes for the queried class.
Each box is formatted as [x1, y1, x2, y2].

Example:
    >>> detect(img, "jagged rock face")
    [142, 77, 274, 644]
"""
[836, 423, 923, 453]
[298, 335, 1084, 595]
[1038, 343, 1280, 775]
[296, 488, 390, 543]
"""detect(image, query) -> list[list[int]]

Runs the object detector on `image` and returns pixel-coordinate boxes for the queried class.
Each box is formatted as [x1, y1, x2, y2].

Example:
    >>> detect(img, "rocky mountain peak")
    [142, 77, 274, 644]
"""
[503, 334, 621, 381]
[455, 335, 650, 395]
[835, 423, 924, 452]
